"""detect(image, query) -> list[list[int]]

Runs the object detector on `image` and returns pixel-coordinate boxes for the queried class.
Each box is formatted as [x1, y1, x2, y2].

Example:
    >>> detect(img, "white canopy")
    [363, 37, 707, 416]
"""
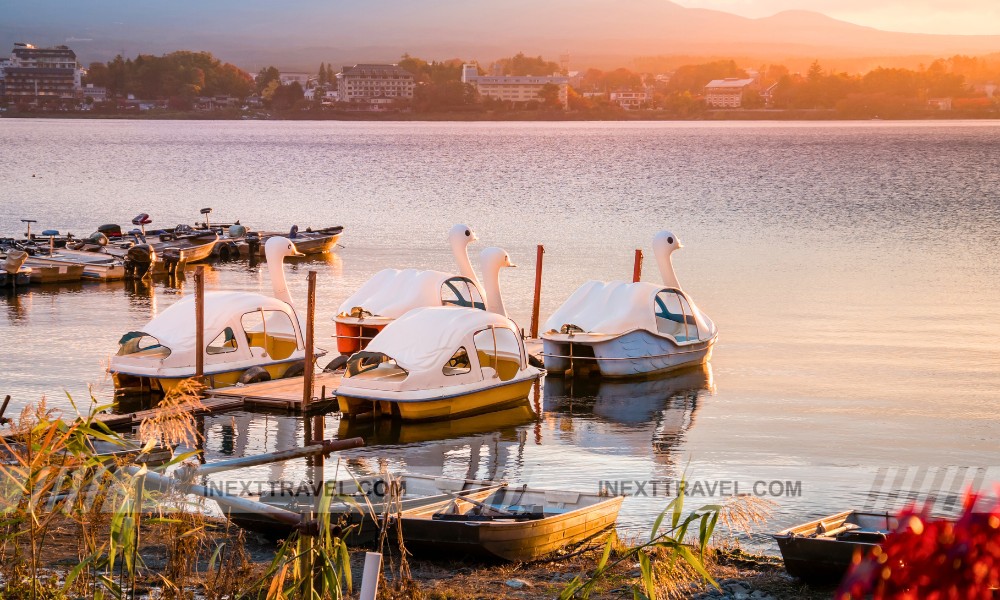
[366, 306, 515, 375]
[135, 291, 297, 359]
[543, 280, 715, 341]
[337, 268, 474, 319]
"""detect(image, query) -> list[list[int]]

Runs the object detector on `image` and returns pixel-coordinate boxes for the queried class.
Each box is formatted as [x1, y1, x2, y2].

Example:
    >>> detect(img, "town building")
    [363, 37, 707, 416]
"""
[461, 64, 569, 109]
[704, 77, 756, 108]
[82, 84, 107, 102]
[279, 72, 311, 87]
[610, 90, 650, 110]
[337, 64, 415, 109]
[2, 43, 82, 102]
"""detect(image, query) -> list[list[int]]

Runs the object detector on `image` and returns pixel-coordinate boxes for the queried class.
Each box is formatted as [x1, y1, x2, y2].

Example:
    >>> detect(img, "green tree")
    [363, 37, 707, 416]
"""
[318, 62, 326, 85]
[497, 52, 562, 76]
[537, 83, 563, 108]
[256, 66, 281, 94]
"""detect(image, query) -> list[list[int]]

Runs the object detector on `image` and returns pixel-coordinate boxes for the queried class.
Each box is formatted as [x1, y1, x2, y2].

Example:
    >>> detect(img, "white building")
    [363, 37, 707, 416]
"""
[337, 64, 415, 109]
[704, 78, 756, 108]
[279, 72, 311, 87]
[2, 43, 83, 101]
[610, 90, 649, 109]
[461, 64, 568, 109]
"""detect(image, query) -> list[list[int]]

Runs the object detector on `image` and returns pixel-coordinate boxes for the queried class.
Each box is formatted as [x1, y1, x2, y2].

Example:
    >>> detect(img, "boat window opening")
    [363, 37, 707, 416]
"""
[241, 310, 299, 359]
[345, 351, 408, 381]
[442, 346, 472, 376]
[206, 327, 238, 355]
[654, 291, 699, 342]
[473, 327, 523, 381]
[441, 277, 485, 310]
[116, 332, 170, 359]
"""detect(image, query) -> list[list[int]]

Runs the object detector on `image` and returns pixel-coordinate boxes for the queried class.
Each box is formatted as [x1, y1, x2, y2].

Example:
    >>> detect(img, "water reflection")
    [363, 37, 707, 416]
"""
[542, 365, 714, 472]
[339, 400, 535, 445]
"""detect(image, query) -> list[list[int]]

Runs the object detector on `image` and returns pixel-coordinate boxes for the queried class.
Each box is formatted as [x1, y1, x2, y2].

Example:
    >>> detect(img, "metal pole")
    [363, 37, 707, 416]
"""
[529, 244, 544, 339]
[194, 266, 205, 379]
[303, 270, 317, 411]
[632, 249, 643, 283]
[190, 438, 363, 477]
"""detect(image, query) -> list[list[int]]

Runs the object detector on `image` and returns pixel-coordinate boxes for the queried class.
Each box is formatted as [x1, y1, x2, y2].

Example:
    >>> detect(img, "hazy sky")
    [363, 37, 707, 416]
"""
[675, 0, 1000, 35]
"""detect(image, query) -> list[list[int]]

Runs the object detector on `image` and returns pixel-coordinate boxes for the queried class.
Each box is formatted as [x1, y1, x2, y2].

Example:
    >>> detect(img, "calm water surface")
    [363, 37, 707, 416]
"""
[2, 119, 999, 550]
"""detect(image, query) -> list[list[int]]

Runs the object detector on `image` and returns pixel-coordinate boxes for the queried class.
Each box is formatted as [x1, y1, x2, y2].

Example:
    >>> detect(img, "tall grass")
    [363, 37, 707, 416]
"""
[560, 478, 772, 600]
[0, 382, 355, 599]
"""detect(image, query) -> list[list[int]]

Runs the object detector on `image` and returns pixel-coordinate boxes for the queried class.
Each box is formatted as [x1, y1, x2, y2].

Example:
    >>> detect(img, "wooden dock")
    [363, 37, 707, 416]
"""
[90, 371, 343, 431]
[206, 371, 343, 413]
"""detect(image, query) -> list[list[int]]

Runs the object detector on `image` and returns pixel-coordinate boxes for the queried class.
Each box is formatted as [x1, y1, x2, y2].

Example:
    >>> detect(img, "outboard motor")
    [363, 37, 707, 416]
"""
[124, 243, 155, 280]
[97, 223, 124, 239]
[87, 231, 109, 247]
[246, 231, 261, 258]
[228, 223, 247, 239]
[289, 225, 299, 239]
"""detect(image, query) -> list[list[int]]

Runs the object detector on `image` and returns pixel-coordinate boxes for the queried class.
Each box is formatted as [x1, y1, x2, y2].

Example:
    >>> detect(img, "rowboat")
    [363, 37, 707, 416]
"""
[396, 484, 623, 562]
[223, 474, 500, 543]
[773, 510, 898, 581]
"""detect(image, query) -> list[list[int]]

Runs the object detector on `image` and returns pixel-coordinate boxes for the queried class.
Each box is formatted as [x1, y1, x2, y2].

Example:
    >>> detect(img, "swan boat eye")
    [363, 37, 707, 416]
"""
[667, 237, 674, 244]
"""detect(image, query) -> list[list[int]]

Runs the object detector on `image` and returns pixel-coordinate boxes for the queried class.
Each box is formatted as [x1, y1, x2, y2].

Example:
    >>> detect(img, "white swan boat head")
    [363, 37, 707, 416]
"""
[110, 236, 313, 393]
[541, 230, 718, 378]
[337, 306, 541, 421]
[334, 224, 486, 353]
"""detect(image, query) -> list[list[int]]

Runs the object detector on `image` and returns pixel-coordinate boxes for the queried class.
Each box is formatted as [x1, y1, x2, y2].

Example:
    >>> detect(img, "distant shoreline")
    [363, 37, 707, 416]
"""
[3, 108, 999, 122]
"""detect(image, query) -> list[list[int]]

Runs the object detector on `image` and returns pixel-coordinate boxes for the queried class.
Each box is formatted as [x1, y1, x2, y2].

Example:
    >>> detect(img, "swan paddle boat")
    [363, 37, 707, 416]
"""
[110, 237, 317, 394]
[542, 230, 718, 378]
[333, 224, 486, 354]
[337, 246, 539, 421]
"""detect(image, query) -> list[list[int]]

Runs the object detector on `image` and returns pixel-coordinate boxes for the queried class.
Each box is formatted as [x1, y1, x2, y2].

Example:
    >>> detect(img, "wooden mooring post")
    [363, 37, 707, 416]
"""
[302, 270, 317, 411]
[632, 249, 643, 283]
[529, 245, 544, 339]
[194, 266, 205, 379]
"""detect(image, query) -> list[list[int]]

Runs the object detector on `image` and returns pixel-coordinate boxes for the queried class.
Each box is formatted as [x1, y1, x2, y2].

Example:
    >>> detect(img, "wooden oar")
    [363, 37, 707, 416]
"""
[444, 489, 516, 517]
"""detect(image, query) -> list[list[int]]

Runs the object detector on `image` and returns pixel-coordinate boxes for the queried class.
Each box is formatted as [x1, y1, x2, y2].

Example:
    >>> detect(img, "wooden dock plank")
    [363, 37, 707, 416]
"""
[92, 371, 344, 430]
[207, 371, 343, 413]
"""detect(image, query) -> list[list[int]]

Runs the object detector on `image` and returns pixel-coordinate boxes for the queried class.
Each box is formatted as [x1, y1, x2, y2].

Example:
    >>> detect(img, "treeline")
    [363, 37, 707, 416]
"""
[769, 60, 988, 116]
[84, 51, 252, 101]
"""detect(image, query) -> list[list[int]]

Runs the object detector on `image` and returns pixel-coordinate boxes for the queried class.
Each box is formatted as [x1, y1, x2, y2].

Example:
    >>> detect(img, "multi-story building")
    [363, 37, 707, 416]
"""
[2, 43, 82, 102]
[610, 90, 650, 110]
[704, 78, 756, 108]
[461, 64, 568, 109]
[337, 64, 415, 109]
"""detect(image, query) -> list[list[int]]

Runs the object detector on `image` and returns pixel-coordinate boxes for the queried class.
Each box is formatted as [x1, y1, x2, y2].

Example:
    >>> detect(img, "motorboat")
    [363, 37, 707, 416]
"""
[110, 237, 318, 394]
[774, 510, 898, 582]
[255, 225, 343, 257]
[47, 248, 126, 280]
[333, 224, 484, 354]
[336, 306, 541, 421]
[542, 231, 718, 378]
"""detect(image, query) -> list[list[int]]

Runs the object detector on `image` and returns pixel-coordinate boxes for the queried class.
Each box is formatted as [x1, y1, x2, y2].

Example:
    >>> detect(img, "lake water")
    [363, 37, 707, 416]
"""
[2, 119, 999, 550]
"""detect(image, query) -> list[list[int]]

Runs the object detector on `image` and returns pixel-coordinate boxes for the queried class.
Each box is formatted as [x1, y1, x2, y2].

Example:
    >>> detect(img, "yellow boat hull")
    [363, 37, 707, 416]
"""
[113, 361, 298, 394]
[338, 377, 537, 422]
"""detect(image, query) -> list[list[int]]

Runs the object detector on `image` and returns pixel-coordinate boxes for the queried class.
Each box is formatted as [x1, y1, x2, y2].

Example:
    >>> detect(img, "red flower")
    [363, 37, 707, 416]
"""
[836, 488, 1000, 599]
